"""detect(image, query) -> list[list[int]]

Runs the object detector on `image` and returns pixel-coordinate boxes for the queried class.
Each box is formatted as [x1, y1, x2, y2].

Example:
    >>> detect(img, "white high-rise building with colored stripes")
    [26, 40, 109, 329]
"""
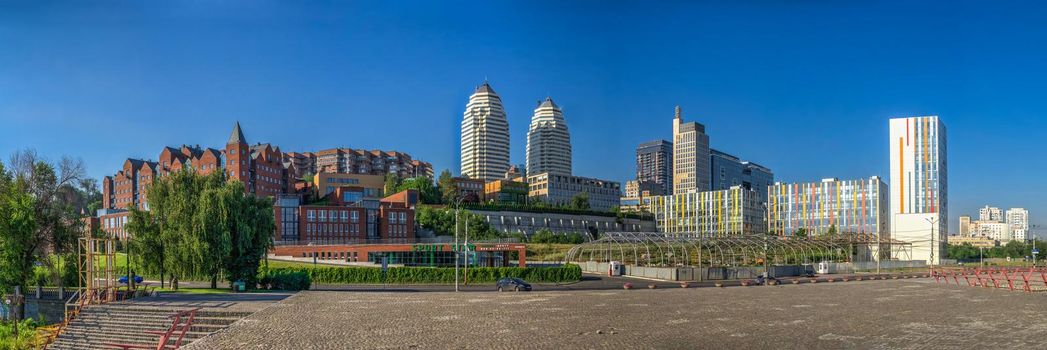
[889, 116, 948, 265]
[460, 82, 511, 181]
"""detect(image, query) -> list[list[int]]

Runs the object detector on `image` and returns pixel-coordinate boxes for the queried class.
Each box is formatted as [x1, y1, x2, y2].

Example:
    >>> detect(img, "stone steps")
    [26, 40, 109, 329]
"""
[46, 303, 252, 350]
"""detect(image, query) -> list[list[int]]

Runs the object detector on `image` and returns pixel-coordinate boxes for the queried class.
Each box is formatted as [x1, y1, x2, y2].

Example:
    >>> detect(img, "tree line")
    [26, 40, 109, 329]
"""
[0, 150, 99, 321]
[947, 239, 1043, 261]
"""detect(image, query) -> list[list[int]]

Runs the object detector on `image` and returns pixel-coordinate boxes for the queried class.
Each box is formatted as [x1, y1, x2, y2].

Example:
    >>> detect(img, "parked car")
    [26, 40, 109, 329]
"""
[118, 275, 144, 285]
[496, 278, 532, 292]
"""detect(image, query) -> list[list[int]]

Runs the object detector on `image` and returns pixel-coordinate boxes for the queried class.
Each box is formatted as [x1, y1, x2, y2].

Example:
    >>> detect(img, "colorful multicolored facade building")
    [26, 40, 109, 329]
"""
[889, 116, 947, 264]
[766, 177, 889, 238]
[649, 186, 765, 235]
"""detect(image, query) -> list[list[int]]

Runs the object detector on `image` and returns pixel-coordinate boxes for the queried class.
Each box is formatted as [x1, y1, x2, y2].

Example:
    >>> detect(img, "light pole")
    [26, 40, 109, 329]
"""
[464, 215, 470, 285]
[979, 246, 984, 268]
[1031, 224, 1040, 267]
[453, 196, 465, 292]
[926, 217, 939, 271]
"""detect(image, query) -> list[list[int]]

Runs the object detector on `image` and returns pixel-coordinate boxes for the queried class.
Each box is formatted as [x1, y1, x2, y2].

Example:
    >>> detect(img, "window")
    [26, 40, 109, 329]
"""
[399, 212, 407, 224]
[351, 211, 359, 223]
[319, 210, 327, 222]
[388, 213, 395, 224]
[341, 211, 349, 222]
[308, 210, 316, 222]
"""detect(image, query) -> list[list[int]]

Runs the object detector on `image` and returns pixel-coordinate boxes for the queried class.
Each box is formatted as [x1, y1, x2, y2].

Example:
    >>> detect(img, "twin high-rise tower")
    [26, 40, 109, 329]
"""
[460, 82, 511, 181]
[461, 82, 573, 180]
[526, 97, 572, 176]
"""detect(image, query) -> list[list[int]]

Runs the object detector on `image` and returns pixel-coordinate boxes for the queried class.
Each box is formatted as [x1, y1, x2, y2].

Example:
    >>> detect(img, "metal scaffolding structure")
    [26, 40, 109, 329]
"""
[565, 232, 913, 268]
[76, 237, 118, 305]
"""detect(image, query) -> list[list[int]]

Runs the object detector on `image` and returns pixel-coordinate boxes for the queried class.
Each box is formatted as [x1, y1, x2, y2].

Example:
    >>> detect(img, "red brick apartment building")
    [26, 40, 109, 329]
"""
[282, 148, 433, 180]
[102, 122, 291, 211]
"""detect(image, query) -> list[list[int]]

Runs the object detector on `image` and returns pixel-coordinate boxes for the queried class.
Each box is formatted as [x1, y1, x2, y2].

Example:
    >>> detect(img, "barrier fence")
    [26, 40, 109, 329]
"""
[932, 267, 1047, 292]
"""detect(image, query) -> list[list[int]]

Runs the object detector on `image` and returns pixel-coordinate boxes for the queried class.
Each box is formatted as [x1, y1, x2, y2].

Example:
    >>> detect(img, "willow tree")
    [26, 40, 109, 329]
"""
[128, 168, 273, 289]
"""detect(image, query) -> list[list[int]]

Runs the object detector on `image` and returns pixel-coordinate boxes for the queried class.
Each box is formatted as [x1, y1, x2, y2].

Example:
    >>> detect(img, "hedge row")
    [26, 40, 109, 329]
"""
[264, 265, 581, 284]
[259, 270, 313, 291]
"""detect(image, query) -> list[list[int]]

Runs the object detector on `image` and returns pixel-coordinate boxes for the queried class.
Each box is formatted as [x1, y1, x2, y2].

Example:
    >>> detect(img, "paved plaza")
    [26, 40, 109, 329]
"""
[185, 279, 1047, 349]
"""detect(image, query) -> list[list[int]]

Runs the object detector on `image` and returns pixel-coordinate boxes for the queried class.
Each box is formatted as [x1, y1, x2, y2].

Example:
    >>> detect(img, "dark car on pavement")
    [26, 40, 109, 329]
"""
[496, 278, 532, 292]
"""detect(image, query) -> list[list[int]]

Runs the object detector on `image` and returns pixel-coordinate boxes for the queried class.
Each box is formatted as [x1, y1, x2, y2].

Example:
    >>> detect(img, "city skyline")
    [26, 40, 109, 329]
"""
[3, 2, 1047, 234]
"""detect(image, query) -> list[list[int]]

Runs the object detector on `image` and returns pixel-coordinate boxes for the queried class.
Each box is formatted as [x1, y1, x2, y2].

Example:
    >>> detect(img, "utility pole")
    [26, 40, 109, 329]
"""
[454, 198, 460, 292]
[1032, 224, 1040, 267]
[979, 246, 984, 268]
[926, 217, 939, 272]
[464, 215, 469, 286]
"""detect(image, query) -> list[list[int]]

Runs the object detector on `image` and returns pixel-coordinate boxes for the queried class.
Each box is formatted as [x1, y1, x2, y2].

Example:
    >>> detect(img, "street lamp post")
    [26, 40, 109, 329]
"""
[1031, 225, 1040, 267]
[453, 196, 465, 292]
[979, 246, 984, 268]
[926, 217, 939, 271]
[464, 215, 469, 286]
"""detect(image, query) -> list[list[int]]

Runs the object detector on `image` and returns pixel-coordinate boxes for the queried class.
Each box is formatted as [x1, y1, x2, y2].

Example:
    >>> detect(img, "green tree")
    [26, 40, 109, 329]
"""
[126, 207, 166, 287]
[415, 205, 501, 240]
[570, 192, 590, 210]
[793, 228, 807, 238]
[223, 182, 275, 287]
[383, 173, 401, 196]
[396, 177, 440, 204]
[0, 150, 88, 320]
[131, 168, 274, 289]
[437, 169, 457, 204]
[827, 225, 837, 236]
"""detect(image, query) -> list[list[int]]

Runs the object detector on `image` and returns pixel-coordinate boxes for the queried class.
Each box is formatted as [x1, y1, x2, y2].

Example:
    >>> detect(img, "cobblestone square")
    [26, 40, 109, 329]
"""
[186, 279, 1047, 349]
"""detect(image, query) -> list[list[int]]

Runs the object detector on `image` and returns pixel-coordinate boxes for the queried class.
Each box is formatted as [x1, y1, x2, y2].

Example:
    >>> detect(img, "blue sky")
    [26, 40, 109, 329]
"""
[1, 1, 1045, 235]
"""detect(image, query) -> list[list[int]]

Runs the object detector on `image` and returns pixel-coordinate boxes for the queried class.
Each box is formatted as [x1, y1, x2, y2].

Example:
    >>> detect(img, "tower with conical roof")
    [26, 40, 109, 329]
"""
[460, 81, 511, 181]
[526, 97, 572, 176]
[225, 121, 250, 186]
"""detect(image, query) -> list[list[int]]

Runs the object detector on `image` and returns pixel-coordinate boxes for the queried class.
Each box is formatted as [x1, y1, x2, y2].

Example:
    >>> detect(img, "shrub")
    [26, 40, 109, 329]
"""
[259, 270, 312, 291]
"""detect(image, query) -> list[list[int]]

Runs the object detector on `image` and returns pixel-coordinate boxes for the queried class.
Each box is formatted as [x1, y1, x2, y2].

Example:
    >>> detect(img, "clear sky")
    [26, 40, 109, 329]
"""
[2, 1, 1045, 235]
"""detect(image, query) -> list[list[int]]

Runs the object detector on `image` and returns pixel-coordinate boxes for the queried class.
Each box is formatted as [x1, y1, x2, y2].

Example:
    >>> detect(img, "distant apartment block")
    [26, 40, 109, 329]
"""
[620, 180, 660, 213]
[959, 215, 971, 236]
[1006, 208, 1029, 241]
[979, 206, 1003, 222]
[649, 186, 765, 235]
[710, 148, 774, 204]
[767, 177, 889, 239]
[527, 173, 621, 212]
[635, 140, 672, 196]
[282, 148, 432, 180]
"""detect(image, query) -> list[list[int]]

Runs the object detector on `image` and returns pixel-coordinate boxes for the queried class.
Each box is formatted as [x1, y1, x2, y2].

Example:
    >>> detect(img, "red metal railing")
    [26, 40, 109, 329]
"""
[104, 308, 201, 350]
[933, 267, 1047, 292]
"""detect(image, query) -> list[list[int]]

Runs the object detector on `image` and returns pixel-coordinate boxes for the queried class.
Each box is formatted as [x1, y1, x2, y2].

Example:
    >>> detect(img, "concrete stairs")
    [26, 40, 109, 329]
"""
[47, 304, 252, 350]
